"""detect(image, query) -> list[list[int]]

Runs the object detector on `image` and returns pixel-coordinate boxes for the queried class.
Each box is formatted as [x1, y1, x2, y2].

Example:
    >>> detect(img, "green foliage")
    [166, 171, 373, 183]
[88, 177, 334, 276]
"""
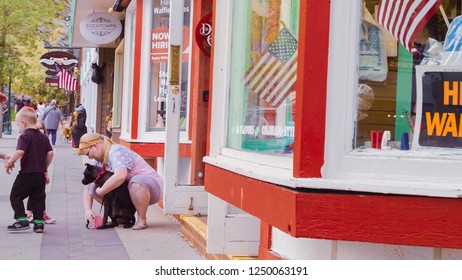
[0, 0, 69, 104]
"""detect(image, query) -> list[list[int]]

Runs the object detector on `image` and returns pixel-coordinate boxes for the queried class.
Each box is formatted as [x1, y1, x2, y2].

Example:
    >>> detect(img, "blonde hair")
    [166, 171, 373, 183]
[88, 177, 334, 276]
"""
[36, 119, 46, 132]
[78, 132, 115, 164]
[16, 107, 37, 126]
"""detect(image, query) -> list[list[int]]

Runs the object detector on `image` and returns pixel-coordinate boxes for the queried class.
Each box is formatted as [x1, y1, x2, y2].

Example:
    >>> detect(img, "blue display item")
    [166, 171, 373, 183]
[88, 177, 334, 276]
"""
[400, 132, 409, 150]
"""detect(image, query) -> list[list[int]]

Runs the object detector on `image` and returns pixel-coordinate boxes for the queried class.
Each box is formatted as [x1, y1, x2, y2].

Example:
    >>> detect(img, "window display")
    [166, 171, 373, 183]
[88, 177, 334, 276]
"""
[228, 0, 299, 155]
[148, 0, 191, 132]
[355, 0, 459, 150]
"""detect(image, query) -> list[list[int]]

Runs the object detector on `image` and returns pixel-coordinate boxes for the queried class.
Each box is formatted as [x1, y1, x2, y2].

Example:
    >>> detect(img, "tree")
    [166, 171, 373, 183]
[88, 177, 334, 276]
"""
[0, 0, 67, 103]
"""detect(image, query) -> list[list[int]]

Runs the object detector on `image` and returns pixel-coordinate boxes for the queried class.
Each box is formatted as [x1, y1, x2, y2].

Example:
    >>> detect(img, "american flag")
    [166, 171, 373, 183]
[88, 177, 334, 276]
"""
[377, 0, 442, 53]
[58, 67, 77, 91]
[243, 28, 298, 108]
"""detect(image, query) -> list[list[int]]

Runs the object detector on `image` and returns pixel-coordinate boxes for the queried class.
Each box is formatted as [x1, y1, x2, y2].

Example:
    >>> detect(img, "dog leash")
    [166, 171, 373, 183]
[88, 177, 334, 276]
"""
[86, 165, 107, 229]
[96, 165, 107, 218]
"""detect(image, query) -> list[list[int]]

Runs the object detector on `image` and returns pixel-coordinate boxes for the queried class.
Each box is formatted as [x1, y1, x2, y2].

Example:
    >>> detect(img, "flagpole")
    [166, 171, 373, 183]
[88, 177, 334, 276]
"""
[439, 5, 450, 28]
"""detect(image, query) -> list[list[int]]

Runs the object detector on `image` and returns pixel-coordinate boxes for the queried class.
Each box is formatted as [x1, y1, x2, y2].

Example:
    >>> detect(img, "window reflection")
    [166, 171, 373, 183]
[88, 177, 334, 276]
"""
[148, 0, 191, 131]
[228, 0, 299, 155]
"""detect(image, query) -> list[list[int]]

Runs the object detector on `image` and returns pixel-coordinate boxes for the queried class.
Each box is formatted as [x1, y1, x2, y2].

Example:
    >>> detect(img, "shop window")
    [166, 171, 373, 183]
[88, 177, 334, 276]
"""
[319, 0, 462, 197]
[355, 0, 460, 150]
[227, 0, 299, 155]
[148, 0, 191, 132]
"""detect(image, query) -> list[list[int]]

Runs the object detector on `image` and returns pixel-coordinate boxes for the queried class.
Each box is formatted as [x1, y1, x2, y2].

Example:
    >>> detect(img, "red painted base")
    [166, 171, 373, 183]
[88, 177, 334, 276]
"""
[119, 140, 191, 158]
[205, 164, 462, 249]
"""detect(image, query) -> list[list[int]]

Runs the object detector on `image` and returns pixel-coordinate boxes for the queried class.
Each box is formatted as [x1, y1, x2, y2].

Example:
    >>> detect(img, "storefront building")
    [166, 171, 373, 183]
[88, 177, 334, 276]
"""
[205, 0, 462, 259]
[69, 0, 462, 259]
[69, 0, 212, 227]
[117, 0, 212, 215]
[69, 0, 120, 136]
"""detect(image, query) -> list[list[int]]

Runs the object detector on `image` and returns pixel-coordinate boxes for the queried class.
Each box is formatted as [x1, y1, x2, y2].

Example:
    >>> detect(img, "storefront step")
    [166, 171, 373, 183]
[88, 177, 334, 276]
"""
[179, 215, 257, 260]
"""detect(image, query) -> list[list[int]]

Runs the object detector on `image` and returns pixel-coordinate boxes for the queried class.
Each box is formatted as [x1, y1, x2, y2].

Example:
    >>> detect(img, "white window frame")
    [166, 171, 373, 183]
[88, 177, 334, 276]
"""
[113, 40, 124, 129]
[321, 0, 462, 198]
[120, 1, 136, 141]
[80, 48, 98, 133]
[137, 0, 192, 143]
[205, 0, 293, 185]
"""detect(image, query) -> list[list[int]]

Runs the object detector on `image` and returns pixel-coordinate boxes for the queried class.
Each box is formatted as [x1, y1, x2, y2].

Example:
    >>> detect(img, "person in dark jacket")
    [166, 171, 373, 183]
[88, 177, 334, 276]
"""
[72, 104, 87, 148]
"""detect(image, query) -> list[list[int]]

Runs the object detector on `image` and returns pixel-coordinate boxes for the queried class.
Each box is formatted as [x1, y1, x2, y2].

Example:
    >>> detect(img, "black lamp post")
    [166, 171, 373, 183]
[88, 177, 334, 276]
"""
[4, 73, 11, 135]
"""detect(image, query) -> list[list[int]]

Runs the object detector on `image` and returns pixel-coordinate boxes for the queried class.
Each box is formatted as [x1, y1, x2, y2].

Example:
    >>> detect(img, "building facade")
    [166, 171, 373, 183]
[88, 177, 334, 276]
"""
[205, 0, 462, 259]
[70, 0, 462, 259]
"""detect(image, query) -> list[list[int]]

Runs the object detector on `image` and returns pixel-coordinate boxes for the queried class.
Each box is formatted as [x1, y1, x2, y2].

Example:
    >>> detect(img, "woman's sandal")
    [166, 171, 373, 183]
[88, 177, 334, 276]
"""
[132, 223, 147, 230]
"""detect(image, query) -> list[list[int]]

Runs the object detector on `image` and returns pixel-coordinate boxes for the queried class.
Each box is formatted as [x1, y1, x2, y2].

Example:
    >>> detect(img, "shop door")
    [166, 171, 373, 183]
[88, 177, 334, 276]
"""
[162, 0, 208, 216]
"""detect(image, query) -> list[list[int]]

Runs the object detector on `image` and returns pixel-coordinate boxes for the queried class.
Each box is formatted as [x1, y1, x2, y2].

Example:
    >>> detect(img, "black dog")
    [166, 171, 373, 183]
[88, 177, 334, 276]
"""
[82, 163, 136, 229]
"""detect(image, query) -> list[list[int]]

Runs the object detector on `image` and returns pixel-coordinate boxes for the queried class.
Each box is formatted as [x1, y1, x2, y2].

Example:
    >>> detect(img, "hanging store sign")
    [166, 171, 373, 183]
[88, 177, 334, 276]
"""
[195, 13, 212, 57]
[80, 13, 122, 44]
[39, 51, 78, 70]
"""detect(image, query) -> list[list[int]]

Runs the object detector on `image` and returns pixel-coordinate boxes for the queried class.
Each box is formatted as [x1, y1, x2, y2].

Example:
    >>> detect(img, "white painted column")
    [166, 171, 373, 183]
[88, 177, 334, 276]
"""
[163, 0, 184, 214]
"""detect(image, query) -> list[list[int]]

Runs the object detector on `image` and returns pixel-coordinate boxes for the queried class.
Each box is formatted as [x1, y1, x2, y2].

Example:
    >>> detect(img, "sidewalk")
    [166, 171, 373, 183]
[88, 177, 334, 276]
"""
[0, 125, 203, 260]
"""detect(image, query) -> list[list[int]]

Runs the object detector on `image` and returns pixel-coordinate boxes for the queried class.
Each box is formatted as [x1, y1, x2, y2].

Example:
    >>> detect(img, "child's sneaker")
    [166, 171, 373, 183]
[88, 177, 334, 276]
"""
[7, 220, 30, 231]
[33, 223, 44, 233]
[44, 215, 56, 224]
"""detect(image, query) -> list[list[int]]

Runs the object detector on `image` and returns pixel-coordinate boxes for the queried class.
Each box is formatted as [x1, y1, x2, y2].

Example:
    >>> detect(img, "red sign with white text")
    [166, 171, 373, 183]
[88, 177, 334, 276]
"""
[195, 13, 212, 57]
[151, 28, 170, 63]
[151, 28, 190, 63]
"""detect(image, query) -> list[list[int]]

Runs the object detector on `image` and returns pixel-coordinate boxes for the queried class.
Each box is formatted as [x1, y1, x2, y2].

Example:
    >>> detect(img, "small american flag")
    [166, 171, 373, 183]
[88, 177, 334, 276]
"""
[243, 28, 298, 108]
[377, 0, 442, 53]
[58, 68, 77, 91]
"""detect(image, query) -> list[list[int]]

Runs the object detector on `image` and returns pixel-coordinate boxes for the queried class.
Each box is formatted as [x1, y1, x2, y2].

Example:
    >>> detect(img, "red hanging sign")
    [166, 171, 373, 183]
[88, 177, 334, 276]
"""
[195, 13, 212, 57]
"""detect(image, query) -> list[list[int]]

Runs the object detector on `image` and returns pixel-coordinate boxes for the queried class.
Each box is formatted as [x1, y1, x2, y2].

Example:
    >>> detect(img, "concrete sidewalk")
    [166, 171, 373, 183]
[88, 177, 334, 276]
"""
[0, 125, 203, 260]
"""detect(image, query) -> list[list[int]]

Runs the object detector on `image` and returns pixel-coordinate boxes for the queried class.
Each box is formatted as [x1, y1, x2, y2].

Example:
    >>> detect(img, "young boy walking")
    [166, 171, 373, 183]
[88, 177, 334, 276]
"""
[4, 108, 54, 233]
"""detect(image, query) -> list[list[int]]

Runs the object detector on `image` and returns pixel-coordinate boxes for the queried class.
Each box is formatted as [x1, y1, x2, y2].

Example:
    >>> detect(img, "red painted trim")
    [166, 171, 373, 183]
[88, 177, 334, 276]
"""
[258, 247, 283, 260]
[189, 0, 212, 185]
[259, 221, 272, 251]
[205, 0, 217, 157]
[205, 164, 297, 234]
[293, 1, 330, 178]
[130, 0, 144, 139]
[258, 221, 283, 260]
[205, 163, 462, 249]
[119, 140, 192, 158]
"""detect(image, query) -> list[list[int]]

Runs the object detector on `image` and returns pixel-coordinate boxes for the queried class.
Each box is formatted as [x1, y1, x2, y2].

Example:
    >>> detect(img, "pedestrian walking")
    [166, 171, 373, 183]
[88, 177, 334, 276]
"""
[0, 92, 6, 104]
[25, 119, 57, 224]
[36, 101, 45, 119]
[41, 100, 63, 145]
[77, 133, 164, 230]
[15, 98, 24, 113]
[4, 109, 54, 233]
